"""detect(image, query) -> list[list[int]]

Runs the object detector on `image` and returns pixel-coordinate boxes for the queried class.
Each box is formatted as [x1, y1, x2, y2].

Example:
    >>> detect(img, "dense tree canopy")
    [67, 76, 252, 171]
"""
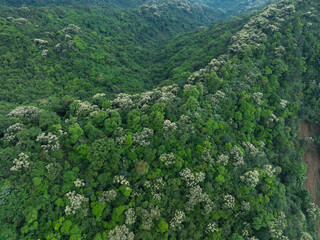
[1, 0, 320, 239]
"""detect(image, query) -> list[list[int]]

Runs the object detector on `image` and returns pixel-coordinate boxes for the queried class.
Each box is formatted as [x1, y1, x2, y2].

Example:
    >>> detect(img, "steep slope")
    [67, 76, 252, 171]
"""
[0, 2, 221, 108]
[0, 0, 146, 8]
[0, 0, 278, 13]
[1, 0, 320, 239]
[147, 0, 280, 15]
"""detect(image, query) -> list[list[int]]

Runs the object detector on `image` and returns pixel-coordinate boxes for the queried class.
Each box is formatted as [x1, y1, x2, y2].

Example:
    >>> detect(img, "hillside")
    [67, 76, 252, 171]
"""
[1, 0, 320, 239]
[0, 2, 222, 110]
[0, 0, 278, 12]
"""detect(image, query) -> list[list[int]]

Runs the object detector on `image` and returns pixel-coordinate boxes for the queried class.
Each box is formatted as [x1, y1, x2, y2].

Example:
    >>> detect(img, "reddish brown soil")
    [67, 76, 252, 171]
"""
[300, 120, 320, 235]
[300, 121, 320, 206]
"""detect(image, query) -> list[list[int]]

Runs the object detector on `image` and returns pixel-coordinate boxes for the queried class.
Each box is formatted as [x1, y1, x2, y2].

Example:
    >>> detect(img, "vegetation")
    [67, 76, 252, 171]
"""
[1, 0, 320, 239]
[0, 0, 277, 12]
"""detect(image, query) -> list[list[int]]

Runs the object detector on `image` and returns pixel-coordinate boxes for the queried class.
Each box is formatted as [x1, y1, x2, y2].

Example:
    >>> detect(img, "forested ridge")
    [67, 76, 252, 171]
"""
[0, 0, 277, 13]
[1, 0, 320, 239]
[0, 2, 222, 109]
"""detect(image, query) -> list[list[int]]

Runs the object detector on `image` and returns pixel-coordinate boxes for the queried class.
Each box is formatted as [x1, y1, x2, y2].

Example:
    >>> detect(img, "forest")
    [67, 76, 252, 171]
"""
[1, 0, 320, 239]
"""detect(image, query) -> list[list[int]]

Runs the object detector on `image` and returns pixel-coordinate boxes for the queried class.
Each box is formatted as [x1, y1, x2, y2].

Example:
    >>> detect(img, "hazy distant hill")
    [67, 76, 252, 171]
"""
[0, 0, 278, 13]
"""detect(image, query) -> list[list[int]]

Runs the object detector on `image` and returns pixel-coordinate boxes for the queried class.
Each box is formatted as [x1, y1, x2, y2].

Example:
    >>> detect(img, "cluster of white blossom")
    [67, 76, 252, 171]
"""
[240, 170, 260, 188]
[74, 178, 85, 187]
[143, 180, 151, 189]
[242, 229, 250, 239]
[170, 210, 186, 230]
[62, 24, 81, 33]
[132, 128, 154, 146]
[125, 208, 136, 225]
[36, 132, 60, 151]
[140, 4, 161, 17]
[179, 168, 205, 187]
[34, 39, 48, 48]
[113, 175, 130, 187]
[54, 43, 62, 51]
[275, 46, 286, 57]
[152, 193, 161, 201]
[269, 211, 288, 239]
[242, 142, 265, 158]
[202, 148, 214, 164]
[185, 185, 213, 213]
[258, 140, 266, 148]
[115, 127, 127, 145]
[263, 164, 281, 177]
[209, 91, 226, 111]
[14, 18, 30, 25]
[267, 113, 279, 126]
[230, 145, 244, 168]
[173, 1, 193, 12]
[247, 237, 259, 240]
[93, 93, 106, 98]
[99, 190, 117, 203]
[159, 153, 175, 166]
[65, 191, 88, 215]
[208, 56, 227, 72]
[10, 153, 30, 172]
[178, 114, 191, 125]
[72, 100, 99, 118]
[8, 106, 41, 118]
[58, 129, 68, 137]
[241, 201, 251, 212]
[252, 92, 264, 106]
[229, 2, 293, 53]
[188, 68, 207, 84]
[140, 104, 150, 113]
[308, 79, 320, 91]
[108, 225, 134, 240]
[152, 178, 166, 191]
[111, 93, 134, 110]
[280, 99, 288, 109]
[183, 84, 193, 91]
[139, 204, 160, 230]
[65, 34, 72, 40]
[45, 162, 60, 175]
[229, 23, 267, 52]
[140, 1, 199, 17]
[206, 223, 218, 234]
[247, 236, 259, 240]
[222, 194, 235, 209]
[42, 49, 48, 58]
[163, 120, 177, 138]
[216, 154, 229, 166]
[300, 232, 313, 240]
[2, 123, 24, 143]
[156, 85, 179, 103]
[177, 114, 194, 134]
[306, 202, 319, 221]
[137, 91, 154, 106]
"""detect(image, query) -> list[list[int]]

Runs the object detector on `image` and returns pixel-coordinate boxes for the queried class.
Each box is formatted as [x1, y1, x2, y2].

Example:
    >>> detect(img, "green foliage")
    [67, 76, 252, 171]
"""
[67, 123, 84, 144]
[157, 218, 169, 233]
[1, 0, 320, 239]
[91, 201, 105, 218]
[60, 220, 72, 235]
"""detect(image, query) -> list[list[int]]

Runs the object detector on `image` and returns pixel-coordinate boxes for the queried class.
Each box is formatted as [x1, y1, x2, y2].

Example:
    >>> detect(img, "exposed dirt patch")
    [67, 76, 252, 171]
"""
[300, 120, 320, 235]
[300, 120, 320, 206]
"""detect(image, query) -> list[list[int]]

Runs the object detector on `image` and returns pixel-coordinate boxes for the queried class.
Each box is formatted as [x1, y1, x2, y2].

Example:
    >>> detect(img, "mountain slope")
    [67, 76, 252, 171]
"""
[1, 0, 320, 239]
[0, 0, 278, 12]
[0, 2, 222, 108]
